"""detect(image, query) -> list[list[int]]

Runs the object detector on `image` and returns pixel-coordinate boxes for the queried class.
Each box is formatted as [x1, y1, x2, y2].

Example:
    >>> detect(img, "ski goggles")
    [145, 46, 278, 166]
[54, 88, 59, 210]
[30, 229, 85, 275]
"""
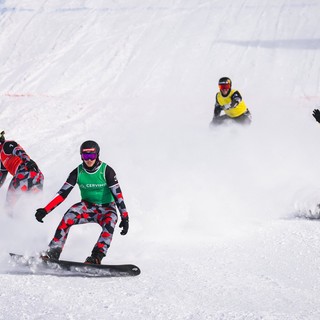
[82, 153, 97, 161]
[219, 84, 231, 90]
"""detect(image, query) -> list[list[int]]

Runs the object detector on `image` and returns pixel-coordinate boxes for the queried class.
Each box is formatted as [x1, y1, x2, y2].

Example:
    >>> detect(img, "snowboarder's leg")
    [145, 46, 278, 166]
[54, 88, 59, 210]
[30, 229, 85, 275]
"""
[233, 110, 252, 125]
[47, 202, 85, 254]
[210, 115, 229, 126]
[29, 170, 44, 192]
[86, 203, 118, 263]
[5, 170, 44, 212]
[5, 175, 25, 213]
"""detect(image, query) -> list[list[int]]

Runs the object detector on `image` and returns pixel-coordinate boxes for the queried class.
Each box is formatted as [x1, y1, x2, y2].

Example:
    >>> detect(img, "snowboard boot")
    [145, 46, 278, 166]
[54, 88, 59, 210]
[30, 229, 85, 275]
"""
[41, 247, 62, 261]
[84, 249, 105, 265]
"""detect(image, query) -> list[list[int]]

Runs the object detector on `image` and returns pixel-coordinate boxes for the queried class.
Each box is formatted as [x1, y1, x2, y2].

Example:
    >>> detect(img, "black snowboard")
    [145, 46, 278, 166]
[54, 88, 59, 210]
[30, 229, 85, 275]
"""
[9, 252, 140, 277]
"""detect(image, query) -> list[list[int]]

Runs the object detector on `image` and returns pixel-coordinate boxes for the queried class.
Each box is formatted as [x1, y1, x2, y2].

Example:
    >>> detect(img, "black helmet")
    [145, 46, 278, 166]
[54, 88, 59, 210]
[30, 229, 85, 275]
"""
[0, 131, 5, 144]
[218, 77, 232, 88]
[80, 140, 100, 155]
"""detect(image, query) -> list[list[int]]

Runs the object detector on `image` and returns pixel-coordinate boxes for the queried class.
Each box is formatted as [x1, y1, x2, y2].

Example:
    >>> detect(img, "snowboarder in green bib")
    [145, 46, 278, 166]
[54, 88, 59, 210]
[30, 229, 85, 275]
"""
[35, 140, 129, 264]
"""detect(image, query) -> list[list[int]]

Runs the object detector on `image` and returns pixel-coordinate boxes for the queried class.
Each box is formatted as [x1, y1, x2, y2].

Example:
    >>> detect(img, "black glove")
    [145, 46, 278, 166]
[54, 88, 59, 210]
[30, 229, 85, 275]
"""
[313, 109, 320, 123]
[35, 208, 47, 223]
[26, 159, 39, 172]
[214, 105, 222, 117]
[230, 100, 239, 108]
[119, 218, 129, 235]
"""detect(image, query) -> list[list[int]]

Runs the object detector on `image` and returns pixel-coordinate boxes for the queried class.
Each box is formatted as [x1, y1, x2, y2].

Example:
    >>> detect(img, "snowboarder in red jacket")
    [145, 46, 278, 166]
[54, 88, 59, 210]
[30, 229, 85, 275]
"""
[0, 131, 44, 213]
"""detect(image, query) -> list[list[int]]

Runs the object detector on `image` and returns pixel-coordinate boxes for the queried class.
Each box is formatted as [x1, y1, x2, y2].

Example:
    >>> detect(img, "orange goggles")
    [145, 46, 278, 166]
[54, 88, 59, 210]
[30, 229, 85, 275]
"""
[219, 84, 231, 90]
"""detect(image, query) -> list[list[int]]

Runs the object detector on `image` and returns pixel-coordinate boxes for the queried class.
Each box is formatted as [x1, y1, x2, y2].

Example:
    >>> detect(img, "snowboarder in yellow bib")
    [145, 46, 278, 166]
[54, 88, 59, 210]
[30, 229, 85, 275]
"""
[211, 77, 251, 126]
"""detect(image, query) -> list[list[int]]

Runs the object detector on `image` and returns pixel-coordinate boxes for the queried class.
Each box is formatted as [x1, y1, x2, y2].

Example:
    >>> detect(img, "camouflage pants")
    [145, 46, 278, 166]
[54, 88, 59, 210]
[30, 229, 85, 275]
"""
[6, 168, 44, 207]
[48, 201, 118, 256]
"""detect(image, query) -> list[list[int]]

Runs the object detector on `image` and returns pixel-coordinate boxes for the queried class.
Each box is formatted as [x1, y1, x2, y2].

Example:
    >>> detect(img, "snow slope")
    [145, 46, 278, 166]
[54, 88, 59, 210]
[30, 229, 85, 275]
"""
[0, 0, 320, 319]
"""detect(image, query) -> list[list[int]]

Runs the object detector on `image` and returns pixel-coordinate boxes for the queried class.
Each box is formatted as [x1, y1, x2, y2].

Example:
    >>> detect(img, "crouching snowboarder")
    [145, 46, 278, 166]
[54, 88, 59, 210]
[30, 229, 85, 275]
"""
[210, 77, 252, 126]
[35, 140, 129, 265]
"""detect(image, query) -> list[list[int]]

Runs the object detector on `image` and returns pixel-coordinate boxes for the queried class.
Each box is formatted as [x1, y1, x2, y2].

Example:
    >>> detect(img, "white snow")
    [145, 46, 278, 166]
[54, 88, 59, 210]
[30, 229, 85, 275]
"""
[0, 0, 320, 319]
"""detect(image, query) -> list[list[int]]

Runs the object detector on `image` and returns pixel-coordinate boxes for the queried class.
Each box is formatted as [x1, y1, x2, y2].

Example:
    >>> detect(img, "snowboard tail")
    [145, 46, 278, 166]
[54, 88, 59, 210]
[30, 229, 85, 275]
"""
[9, 253, 140, 277]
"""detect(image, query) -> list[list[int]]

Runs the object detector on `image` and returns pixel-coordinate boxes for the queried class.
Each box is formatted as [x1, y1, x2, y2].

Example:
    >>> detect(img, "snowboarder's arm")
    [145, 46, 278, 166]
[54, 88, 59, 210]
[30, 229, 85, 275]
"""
[214, 103, 223, 117]
[12, 143, 31, 162]
[105, 165, 128, 220]
[35, 168, 78, 223]
[230, 90, 242, 108]
[214, 94, 223, 117]
[44, 168, 78, 213]
[7, 142, 39, 172]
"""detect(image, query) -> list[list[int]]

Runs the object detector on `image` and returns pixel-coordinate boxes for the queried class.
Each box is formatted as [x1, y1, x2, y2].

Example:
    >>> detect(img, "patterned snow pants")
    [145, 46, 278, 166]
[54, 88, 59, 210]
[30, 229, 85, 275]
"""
[6, 168, 44, 207]
[48, 201, 118, 256]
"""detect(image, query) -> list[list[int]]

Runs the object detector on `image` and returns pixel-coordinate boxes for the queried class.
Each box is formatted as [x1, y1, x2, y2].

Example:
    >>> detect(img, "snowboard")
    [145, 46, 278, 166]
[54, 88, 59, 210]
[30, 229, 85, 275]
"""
[9, 252, 141, 277]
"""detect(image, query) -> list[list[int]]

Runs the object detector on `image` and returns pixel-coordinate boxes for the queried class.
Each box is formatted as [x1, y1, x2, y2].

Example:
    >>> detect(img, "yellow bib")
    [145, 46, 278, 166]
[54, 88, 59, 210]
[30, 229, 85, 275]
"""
[217, 89, 247, 118]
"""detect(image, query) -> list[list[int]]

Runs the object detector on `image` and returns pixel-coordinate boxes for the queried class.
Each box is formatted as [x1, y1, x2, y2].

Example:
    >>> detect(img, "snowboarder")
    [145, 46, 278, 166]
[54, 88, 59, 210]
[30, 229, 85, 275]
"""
[210, 77, 251, 126]
[35, 140, 129, 265]
[312, 109, 320, 123]
[0, 131, 44, 212]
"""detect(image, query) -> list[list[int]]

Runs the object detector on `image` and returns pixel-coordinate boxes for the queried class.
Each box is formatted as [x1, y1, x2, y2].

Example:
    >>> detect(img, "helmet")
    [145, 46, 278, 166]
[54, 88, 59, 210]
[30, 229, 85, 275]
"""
[0, 131, 5, 145]
[218, 77, 232, 91]
[80, 140, 100, 155]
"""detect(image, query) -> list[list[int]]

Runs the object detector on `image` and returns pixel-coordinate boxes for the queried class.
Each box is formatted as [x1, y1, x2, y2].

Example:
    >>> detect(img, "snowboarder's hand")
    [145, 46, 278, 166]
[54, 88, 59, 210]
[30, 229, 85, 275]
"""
[313, 109, 320, 123]
[35, 208, 47, 223]
[119, 217, 129, 235]
[230, 100, 239, 108]
[26, 159, 39, 173]
[223, 103, 232, 111]
[214, 104, 222, 117]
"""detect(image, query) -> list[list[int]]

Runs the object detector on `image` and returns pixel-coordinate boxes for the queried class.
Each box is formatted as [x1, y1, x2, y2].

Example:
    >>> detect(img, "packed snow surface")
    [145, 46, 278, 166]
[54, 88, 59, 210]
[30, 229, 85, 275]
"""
[0, 0, 320, 319]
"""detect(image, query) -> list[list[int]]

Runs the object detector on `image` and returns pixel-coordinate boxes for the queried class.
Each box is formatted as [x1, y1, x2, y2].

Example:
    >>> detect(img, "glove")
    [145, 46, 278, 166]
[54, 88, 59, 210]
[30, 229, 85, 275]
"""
[313, 109, 320, 123]
[119, 217, 129, 235]
[223, 103, 232, 111]
[224, 101, 239, 111]
[214, 105, 222, 117]
[26, 159, 39, 173]
[230, 100, 239, 108]
[35, 208, 47, 223]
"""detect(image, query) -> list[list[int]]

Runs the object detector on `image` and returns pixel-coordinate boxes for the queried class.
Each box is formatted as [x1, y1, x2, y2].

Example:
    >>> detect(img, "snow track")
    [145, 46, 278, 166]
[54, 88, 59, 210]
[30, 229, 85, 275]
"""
[0, 0, 320, 319]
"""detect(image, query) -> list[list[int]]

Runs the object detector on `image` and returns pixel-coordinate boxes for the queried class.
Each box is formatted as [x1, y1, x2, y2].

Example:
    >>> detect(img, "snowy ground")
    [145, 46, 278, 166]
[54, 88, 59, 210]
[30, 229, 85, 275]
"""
[0, 0, 320, 319]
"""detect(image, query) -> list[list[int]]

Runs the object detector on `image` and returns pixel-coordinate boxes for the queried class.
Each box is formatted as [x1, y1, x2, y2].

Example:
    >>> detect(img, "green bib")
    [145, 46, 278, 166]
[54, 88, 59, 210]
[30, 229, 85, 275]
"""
[77, 162, 114, 205]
